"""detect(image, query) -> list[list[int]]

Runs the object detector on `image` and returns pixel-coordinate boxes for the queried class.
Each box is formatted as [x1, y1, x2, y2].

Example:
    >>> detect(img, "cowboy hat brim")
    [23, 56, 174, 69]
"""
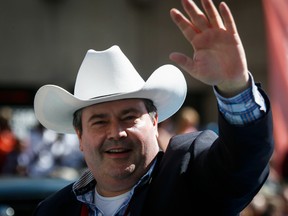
[34, 64, 187, 134]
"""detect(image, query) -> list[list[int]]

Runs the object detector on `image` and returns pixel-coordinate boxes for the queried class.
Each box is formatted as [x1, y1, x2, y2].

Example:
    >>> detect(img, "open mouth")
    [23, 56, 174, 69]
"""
[105, 148, 131, 154]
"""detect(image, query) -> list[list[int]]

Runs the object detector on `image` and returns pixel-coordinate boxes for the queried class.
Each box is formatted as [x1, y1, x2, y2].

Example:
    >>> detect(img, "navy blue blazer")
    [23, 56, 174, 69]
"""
[33, 90, 274, 216]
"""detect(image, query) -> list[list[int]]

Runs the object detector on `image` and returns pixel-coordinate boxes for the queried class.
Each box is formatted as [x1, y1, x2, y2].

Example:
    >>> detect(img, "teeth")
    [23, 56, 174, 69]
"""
[108, 149, 125, 153]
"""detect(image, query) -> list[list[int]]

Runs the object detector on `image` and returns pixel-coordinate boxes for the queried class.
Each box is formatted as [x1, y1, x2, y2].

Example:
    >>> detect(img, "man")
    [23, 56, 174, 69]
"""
[33, 0, 274, 215]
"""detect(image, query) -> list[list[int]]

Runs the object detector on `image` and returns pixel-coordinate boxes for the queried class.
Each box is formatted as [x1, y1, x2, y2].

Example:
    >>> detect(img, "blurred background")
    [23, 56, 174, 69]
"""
[0, 0, 269, 150]
[0, 0, 288, 215]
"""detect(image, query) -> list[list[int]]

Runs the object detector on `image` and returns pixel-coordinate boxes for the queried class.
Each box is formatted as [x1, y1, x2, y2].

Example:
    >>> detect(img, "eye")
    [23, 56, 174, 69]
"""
[123, 115, 137, 121]
[91, 120, 107, 126]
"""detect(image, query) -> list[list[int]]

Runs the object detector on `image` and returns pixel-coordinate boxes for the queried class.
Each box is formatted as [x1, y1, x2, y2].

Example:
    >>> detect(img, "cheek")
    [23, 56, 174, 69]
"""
[128, 119, 158, 142]
[79, 131, 104, 152]
[78, 134, 94, 153]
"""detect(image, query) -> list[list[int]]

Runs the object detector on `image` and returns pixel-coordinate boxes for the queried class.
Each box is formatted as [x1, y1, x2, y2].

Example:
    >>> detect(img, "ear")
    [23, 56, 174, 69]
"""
[154, 113, 159, 136]
[75, 128, 83, 151]
[153, 112, 159, 126]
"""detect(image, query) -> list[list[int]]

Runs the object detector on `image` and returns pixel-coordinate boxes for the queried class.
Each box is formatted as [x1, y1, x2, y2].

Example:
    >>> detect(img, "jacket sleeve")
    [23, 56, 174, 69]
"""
[193, 86, 274, 213]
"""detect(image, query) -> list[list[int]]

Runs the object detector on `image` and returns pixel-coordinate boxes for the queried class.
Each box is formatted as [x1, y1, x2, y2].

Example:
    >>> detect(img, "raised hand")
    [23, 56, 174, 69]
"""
[170, 0, 250, 97]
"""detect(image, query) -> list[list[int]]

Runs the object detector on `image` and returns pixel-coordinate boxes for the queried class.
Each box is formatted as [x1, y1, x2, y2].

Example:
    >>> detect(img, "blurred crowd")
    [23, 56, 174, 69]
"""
[0, 108, 86, 180]
[239, 163, 288, 216]
[1, 105, 288, 215]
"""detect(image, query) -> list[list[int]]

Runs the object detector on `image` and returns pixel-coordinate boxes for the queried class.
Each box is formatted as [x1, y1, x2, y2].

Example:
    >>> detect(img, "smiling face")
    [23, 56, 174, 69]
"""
[75, 99, 160, 197]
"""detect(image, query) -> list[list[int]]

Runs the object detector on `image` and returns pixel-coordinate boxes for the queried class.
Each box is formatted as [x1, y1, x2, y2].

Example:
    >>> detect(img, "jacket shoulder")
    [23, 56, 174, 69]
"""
[33, 182, 82, 216]
[168, 130, 218, 154]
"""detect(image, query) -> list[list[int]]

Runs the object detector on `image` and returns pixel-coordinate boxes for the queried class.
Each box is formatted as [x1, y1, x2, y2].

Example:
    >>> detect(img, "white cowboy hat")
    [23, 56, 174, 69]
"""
[34, 45, 187, 134]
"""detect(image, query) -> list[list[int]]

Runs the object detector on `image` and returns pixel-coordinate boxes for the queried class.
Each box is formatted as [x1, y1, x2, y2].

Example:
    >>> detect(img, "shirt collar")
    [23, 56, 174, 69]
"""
[73, 156, 158, 199]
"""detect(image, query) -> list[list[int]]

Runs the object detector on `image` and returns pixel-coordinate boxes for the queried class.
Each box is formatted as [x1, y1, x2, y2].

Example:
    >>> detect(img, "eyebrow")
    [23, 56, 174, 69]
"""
[88, 107, 143, 122]
[121, 107, 141, 115]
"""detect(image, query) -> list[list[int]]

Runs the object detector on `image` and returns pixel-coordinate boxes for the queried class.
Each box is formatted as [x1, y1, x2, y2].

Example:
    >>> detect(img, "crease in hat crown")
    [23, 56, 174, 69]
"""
[74, 46, 145, 100]
[34, 45, 187, 134]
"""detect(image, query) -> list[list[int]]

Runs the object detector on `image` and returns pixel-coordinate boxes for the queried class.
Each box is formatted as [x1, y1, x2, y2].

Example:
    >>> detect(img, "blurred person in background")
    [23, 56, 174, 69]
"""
[158, 106, 200, 151]
[32, 0, 274, 215]
[18, 122, 85, 179]
[174, 106, 200, 134]
[0, 111, 24, 175]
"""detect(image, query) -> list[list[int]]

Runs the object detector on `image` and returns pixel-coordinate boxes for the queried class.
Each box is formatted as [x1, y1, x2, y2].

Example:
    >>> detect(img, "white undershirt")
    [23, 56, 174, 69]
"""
[95, 188, 131, 216]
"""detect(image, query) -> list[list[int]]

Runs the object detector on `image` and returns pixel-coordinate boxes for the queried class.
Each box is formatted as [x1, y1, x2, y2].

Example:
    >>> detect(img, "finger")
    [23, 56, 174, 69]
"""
[169, 52, 195, 75]
[170, 8, 198, 44]
[219, 2, 238, 34]
[201, 0, 225, 29]
[182, 0, 210, 32]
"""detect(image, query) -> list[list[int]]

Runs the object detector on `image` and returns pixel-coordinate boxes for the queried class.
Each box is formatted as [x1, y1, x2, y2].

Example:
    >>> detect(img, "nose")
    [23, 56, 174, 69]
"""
[107, 121, 127, 140]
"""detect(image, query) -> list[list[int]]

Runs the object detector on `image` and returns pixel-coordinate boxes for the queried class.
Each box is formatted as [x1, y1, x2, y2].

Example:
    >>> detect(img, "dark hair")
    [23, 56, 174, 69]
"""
[73, 99, 157, 135]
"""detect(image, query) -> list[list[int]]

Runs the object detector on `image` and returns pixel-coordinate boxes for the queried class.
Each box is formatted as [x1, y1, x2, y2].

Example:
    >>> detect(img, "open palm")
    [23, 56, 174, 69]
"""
[170, 0, 249, 97]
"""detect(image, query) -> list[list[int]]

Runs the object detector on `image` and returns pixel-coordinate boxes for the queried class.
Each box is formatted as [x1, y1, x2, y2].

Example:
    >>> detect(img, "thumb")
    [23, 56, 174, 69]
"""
[169, 52, 195, 75]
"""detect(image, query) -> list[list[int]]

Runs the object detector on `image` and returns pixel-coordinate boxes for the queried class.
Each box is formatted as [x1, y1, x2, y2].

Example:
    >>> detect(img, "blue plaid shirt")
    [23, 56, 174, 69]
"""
[73, 74, 267, 216]
[214, 74, 266, 125]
